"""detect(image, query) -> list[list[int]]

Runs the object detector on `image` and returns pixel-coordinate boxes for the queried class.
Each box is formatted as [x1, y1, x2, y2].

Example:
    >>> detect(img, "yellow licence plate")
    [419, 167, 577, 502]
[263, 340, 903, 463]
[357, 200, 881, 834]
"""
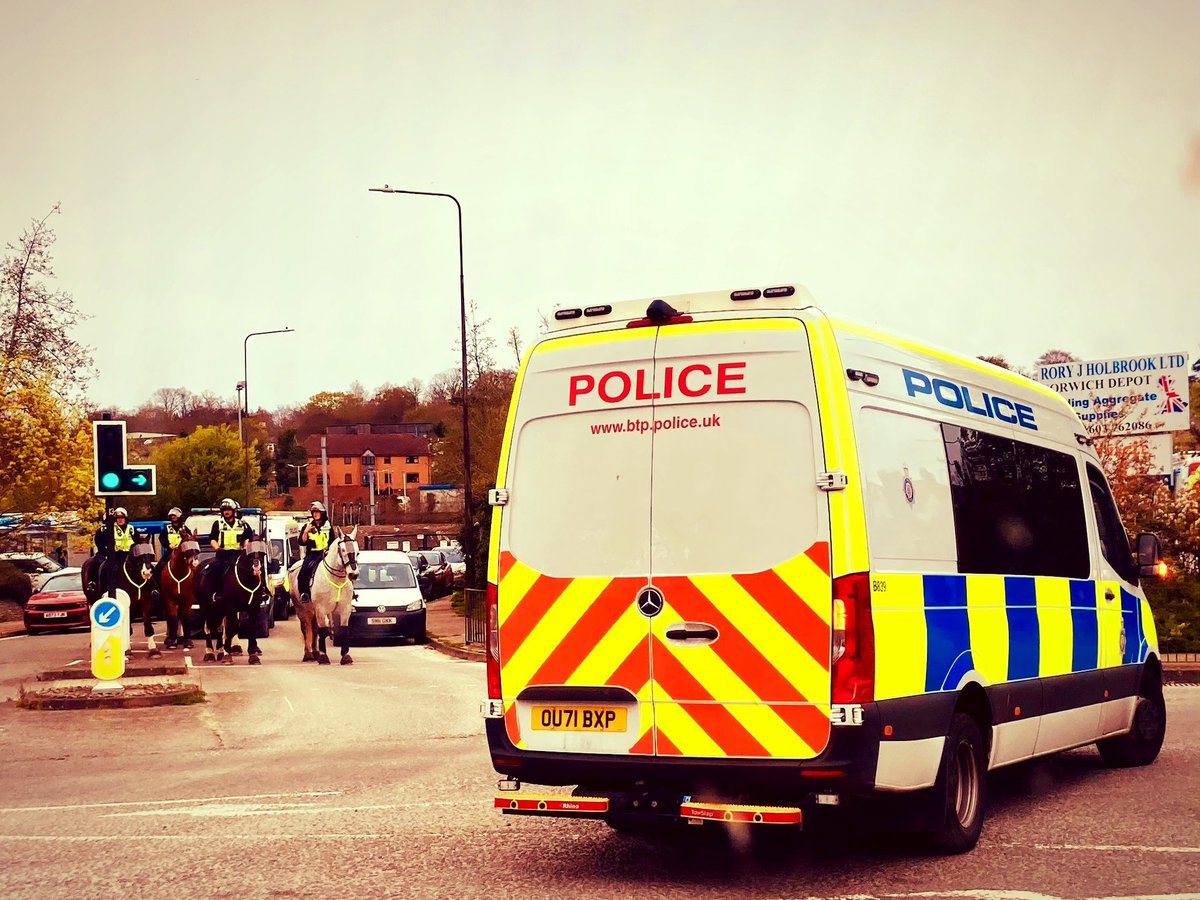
[531, 705, 628, 732]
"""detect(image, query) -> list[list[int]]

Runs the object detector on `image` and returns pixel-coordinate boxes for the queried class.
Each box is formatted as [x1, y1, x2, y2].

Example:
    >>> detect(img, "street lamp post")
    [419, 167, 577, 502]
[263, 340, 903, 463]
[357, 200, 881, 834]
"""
[285, 462, 308, 491]
[369, 185, 475, 589]
[242, 328, 294, 503]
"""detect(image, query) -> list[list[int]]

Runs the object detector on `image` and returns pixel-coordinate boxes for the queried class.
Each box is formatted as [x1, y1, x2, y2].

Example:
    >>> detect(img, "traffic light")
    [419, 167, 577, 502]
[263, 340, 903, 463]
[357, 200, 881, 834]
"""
[93, 420, 157, 496]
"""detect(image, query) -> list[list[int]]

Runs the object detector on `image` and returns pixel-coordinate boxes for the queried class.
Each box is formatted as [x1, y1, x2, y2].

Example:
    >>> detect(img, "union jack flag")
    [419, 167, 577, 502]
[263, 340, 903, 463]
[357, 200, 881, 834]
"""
[1159, 375, 1186, 414]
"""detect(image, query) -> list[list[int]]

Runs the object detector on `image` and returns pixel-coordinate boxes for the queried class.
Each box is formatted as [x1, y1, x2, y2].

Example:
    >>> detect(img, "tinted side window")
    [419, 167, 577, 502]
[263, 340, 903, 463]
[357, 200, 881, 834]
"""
[1018, 441, 1090, 578]
[943, 425, 1089, 578]
[1087, 463, 1138, 585]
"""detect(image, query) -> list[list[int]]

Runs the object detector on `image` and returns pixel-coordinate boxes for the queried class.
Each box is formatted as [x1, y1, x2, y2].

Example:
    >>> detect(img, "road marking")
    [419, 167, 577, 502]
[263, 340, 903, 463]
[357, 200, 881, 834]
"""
[0, 791, 342, 814]
[284, 695, 295, 713]
[862, 892, 1200, 900]
[2, 834, 398, 842]
[105, 799, 477, 818]
[1001, 842, 1200, 855]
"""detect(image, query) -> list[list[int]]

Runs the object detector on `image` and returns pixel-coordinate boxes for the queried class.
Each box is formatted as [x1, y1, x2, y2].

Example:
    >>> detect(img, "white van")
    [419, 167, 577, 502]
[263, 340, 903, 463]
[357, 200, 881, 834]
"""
[349, 550, 426, 642]
[264, 514, 302, 621]
[482, 285, 1166, 852]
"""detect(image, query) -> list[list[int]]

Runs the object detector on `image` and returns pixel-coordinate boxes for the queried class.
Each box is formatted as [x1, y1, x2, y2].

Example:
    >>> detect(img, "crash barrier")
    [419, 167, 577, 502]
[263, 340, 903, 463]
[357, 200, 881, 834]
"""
[465, 588, 487, 646]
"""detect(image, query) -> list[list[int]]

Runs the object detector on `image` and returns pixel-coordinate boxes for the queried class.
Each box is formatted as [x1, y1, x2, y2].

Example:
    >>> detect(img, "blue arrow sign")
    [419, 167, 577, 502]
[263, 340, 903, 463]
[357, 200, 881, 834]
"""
[93, 599, 122, 629]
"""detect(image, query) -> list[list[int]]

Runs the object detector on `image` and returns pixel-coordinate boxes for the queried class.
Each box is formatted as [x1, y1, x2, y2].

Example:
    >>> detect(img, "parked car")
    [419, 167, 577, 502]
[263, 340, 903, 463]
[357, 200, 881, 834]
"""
[0, 552, 65, 597]
[23, 569, 88, 634]
[408, 549, 453, 599]
[439, 546, 466, 586]
[349, 551, 426, 642]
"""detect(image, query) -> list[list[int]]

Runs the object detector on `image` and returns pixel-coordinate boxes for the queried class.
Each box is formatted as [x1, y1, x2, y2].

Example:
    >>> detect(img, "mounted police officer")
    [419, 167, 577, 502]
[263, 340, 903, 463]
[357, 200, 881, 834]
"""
[95, 507, 137, 599]
[152, 507, 186, 587]
[159, 508, 185, 562]
[298, 501, 339, 603]
[207, 498, 254, 601]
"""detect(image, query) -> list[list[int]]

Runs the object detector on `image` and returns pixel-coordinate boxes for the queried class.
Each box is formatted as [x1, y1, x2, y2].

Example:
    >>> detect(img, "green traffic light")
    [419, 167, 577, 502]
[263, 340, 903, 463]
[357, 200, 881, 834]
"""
[101, 472, 120, 490]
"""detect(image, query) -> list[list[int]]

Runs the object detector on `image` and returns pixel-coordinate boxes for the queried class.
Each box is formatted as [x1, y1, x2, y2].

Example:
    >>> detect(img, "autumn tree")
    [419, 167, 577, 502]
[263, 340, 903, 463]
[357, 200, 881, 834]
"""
[0, 206, 102, 538]
[1034, 349, 1079, 371]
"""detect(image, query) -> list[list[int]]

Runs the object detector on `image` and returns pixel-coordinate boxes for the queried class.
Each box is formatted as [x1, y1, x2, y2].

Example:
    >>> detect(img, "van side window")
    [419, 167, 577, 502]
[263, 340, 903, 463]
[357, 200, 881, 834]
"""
[1086, 463, 1138, 585]
[942, 425, 1089, 578]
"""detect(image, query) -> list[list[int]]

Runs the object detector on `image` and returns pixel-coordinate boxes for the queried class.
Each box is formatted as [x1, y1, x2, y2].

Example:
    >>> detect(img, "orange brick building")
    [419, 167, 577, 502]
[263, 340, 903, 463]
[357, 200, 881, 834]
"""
[301, 432, 432, 497]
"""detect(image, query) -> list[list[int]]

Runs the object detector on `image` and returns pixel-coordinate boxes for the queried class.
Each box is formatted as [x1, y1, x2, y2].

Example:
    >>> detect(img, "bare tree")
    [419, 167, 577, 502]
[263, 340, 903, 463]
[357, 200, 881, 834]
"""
[507, 326, 523, 369]
[0, 204, 92, 396]
[462, 299, 496, 385]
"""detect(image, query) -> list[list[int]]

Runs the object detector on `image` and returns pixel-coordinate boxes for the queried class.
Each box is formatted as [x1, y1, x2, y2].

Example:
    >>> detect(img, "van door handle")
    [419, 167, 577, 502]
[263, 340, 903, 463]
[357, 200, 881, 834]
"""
[1104, 588, 1115, 602]
[664, 622, 719, 643]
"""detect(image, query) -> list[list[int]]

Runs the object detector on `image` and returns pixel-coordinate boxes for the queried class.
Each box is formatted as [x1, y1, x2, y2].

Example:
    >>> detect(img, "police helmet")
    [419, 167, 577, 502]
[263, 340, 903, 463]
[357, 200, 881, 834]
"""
[219, 498, 238, 512]
[168, 507, 182, 518]
[310, 501, 327, 514]
[113, 507, 128, 518]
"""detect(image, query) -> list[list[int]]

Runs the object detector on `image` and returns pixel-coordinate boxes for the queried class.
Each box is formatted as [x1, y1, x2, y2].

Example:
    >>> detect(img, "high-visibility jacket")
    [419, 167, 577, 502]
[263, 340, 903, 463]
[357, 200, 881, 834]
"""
[112, 523, 135, 553]
[305, 520, 334, 554]
[216, 518, 247, 550]
[163, 523, 183, 549]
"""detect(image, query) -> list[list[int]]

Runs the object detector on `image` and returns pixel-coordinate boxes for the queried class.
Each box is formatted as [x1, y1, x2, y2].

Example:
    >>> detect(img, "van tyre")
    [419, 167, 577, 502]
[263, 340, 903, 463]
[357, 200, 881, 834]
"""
[1097, 679, 1165, 768]
[927, 713, 987, 854]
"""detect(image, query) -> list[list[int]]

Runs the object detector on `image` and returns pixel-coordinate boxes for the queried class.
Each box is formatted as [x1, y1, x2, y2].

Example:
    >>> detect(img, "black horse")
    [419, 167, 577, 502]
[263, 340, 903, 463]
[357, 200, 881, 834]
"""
[196, 540, 270, 665]
[81, 542, 162, 657]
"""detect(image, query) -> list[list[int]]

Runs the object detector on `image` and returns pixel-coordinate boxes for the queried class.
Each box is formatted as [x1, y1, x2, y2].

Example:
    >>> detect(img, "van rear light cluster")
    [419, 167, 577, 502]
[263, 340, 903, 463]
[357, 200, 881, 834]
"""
[831, 572, 874, 703]
[486, 581, 502, 699]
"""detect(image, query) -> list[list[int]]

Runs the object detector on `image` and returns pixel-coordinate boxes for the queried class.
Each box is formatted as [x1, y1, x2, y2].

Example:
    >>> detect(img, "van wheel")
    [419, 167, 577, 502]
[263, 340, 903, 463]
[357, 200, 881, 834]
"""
[1098, 679, 1165, 768]
[927, 713, 987, 854]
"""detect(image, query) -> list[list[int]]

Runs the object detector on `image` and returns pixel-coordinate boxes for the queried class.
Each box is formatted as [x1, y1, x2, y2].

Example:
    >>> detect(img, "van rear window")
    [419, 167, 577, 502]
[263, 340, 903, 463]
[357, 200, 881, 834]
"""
[507, 413, 652, 578]
[650, 400, 819, 576]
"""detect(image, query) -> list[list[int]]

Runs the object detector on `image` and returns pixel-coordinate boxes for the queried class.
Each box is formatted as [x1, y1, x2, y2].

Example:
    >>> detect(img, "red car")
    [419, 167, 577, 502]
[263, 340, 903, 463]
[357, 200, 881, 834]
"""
[23, 569, 89, 635]
[407, 550, 454, 598]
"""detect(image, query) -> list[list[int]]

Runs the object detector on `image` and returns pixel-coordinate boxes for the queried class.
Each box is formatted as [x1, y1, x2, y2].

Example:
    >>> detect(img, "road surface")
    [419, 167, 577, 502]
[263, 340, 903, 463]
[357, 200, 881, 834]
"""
[1, 622, 1196, 899]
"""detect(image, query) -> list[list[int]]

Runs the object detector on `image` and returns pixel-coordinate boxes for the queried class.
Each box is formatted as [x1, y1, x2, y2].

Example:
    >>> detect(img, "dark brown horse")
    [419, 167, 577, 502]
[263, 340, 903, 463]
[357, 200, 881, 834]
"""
[196, 540, 270, 664]
[158, 529, 201, 650]
[81, 542, 161, 657]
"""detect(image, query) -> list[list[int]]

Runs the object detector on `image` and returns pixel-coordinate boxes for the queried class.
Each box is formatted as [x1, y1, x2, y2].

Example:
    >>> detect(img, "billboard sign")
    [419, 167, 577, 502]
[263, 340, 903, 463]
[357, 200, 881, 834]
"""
[1035, 352, 1191, 436]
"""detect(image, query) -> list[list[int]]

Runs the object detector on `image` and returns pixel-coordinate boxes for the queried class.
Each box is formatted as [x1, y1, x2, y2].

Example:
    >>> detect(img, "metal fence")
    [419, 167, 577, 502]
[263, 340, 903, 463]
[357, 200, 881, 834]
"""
[1162, 653, 1200, 663]
[464, 588, 487, 646]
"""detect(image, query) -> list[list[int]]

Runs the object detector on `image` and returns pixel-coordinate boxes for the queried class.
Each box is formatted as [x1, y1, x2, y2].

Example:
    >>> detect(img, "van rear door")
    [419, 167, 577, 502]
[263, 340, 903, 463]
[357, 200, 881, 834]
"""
[646, 319, 833, 760]
[498, 330, 658, 756]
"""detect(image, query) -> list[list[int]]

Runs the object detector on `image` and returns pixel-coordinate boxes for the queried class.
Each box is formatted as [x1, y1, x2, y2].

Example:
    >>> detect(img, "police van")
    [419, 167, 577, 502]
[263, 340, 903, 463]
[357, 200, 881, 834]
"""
[482, 285, 1167, 852]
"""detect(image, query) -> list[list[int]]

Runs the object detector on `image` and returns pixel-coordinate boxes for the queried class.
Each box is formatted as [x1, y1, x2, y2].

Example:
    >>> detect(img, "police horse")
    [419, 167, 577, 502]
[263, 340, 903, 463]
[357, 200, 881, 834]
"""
[157, 528, 201, 650]
[82, 541, 162, 657]
[196, 539, 270, 664]
[288, 527, 360, 665]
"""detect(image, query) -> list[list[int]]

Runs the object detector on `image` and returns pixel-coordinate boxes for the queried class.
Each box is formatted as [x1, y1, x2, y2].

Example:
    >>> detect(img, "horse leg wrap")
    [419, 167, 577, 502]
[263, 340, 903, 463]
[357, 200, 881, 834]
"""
[333, 626, 348, 649]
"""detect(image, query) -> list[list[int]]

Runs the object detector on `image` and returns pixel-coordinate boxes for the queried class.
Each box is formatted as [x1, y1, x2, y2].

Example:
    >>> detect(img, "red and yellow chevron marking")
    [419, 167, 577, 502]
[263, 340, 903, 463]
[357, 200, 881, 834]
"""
[498, 542, 832, 760]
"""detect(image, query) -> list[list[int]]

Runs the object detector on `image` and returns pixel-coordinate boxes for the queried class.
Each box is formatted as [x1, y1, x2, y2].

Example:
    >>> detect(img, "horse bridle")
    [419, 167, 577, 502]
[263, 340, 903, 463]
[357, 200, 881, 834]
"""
[322, 535, 358, 579]
[167, 540, 201, 584]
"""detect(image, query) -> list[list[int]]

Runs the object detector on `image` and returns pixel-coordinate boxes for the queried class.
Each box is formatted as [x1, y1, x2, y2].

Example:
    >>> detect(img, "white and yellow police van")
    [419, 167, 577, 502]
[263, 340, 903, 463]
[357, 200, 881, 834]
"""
[482, 286, 1166, 852]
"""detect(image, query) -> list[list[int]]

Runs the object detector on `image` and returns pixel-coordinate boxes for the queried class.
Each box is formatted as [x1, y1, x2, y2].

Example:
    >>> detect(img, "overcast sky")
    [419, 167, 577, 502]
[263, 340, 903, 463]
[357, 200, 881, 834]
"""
[3, 0, 1197, 414]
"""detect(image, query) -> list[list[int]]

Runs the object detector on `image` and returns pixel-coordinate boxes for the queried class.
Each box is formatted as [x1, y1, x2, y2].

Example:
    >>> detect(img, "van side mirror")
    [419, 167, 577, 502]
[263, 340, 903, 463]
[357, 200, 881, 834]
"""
[1136, 532, 1163, 579]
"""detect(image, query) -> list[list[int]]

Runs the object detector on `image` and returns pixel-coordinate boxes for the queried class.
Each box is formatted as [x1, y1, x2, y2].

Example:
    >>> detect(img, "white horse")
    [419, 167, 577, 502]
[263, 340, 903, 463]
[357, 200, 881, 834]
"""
[288, 527, 360, 665]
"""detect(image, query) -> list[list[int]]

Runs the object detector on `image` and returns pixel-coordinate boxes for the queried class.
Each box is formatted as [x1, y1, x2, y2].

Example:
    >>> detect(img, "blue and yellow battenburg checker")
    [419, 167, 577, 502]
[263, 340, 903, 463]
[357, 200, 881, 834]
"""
[870, 573, 1154, 701]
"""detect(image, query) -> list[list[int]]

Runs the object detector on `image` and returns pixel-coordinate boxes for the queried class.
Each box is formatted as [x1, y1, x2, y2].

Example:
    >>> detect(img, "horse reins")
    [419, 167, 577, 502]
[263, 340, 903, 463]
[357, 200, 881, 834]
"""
[319, 537, 356, 602]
